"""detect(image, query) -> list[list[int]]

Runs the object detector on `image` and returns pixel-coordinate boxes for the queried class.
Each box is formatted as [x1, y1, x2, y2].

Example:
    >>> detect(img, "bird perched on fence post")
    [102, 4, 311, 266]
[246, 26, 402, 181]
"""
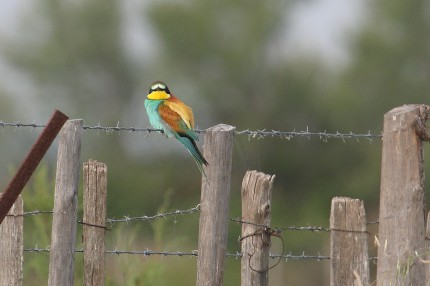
[144, 81, 208, 176]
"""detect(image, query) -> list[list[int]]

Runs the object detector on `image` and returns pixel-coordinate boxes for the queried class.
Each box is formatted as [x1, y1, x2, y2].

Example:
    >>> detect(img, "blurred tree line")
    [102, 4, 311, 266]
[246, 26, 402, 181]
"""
[0, 0, 429, 285]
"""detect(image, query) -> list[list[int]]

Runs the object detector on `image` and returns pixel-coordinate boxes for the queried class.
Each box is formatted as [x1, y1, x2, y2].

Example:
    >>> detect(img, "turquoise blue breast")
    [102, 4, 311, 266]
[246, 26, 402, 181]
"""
[144, 99, 164, 130]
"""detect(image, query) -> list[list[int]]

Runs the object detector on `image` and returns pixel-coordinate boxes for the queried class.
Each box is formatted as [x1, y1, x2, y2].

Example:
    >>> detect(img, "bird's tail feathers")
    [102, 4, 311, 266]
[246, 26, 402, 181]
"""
[177, 135, 208, 177]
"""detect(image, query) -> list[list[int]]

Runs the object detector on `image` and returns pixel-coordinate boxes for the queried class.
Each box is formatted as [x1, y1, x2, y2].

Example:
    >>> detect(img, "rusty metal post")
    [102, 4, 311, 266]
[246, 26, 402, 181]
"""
[0, 110, 68, 224]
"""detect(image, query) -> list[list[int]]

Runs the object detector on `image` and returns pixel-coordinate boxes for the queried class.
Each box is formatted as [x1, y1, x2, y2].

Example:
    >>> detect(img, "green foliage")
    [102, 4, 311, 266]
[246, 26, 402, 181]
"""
[105, 224, 146, 286]
[21, 164, 54, 284]
[2, 0, 133, 122]
[20, 164, 180, 285]
[330, 0, 430, 130]
[106, 191, 176, 286]
[20, 164, 84, 285]
[148, 0, 292, 126]
[150, 189, 173, 249]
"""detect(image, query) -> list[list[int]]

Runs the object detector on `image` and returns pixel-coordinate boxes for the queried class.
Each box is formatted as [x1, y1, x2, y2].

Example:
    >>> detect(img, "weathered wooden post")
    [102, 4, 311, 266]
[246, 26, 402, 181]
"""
[330, 197, 370, 286]
[240, 171, 275, 286]
[83, 160, 107, 286]
[196, 124, 235, 286]
[48, 120, 83, 286]
[377, 105, 428, 285]
[423, 212, 430, 283]
[0, 195, 23, 286]
[426, 211, 430, 282]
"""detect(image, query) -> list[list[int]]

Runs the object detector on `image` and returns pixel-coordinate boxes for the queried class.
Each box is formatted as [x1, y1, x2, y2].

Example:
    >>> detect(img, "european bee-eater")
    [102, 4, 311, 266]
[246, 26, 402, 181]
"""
[145, 81, 208, 176]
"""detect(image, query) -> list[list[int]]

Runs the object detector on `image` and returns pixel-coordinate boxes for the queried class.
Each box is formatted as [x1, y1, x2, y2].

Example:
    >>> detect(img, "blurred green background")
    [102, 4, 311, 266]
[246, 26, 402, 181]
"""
[0, 0, 429, 285]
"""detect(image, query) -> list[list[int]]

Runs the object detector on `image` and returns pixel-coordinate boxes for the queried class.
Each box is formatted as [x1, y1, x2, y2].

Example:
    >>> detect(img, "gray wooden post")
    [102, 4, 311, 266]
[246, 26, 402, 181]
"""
[0, 195, 23, 286]
[423, 212, 430, 286]
[426, 211, 430, 283]
[330, 197, 370, 286]
[48, 119, 83, 286]
[240, 171, 275, 286]
[377, 105, 427, 285]
[196, 124, 235, 286]
[83, 160, 107, 286]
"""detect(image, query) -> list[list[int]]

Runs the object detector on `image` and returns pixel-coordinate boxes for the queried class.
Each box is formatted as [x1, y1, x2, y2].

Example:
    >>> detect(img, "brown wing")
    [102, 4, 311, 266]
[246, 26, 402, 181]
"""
[158, 103, 184, 133]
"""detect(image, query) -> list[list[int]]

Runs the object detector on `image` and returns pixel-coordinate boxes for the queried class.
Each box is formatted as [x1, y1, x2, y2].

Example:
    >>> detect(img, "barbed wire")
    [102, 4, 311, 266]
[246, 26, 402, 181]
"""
[24, 247, 51, 253]
[212, 251, 334, 261]
[10, 207, 380, 228]
[269, 252, 377, 262]
[230, 218, 378, 236]
[84, 124, 161, 134]
[229, 218, 330, 233]
[270, 252, 330, 261]
[23, 247, 377, 262]
[23, 247, 332, 261]
[17, 207, 378, 235]
[0, 121, 46, 129]
[106, 204, 201, 225]
[6, 210, 54, 217]
[8, 206, 200, 221]
[227, 251, 341, 261]
[0, 120, 382, 141]
[24, 210, 54, 215]
[235, 128, 382, 142]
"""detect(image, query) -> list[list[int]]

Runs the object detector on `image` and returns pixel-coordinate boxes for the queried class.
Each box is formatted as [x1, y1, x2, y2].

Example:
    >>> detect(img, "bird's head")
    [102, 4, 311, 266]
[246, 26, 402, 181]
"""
[147, 81, 171, 100]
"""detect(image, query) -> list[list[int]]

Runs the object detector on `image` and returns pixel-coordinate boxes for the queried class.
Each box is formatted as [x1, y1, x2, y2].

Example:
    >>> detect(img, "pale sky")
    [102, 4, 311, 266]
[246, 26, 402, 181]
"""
[0, 0, 365, 63]
[285, 0, 365, 65]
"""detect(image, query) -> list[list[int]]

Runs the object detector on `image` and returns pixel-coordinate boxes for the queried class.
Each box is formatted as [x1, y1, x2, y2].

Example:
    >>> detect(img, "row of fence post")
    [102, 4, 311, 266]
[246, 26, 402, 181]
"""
[0, 104, 429, 285]
[0, 174, 373, 286]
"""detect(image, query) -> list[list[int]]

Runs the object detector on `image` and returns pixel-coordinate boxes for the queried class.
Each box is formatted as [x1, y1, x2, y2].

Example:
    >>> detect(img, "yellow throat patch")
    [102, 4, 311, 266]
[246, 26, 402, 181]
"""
[147, 90, 170, 100]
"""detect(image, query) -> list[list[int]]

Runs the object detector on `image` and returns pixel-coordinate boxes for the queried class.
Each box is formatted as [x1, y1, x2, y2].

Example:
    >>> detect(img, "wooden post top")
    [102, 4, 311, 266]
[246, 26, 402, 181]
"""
[205, 124, 236, 132]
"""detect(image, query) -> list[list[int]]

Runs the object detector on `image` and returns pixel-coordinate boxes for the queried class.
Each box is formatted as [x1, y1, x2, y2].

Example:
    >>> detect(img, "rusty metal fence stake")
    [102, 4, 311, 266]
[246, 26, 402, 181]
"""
[0, 110, 68, 224]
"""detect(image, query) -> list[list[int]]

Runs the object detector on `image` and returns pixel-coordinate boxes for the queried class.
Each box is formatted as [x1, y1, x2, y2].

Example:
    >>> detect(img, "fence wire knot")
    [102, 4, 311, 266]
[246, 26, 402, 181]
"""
[239, 226, 284, 273]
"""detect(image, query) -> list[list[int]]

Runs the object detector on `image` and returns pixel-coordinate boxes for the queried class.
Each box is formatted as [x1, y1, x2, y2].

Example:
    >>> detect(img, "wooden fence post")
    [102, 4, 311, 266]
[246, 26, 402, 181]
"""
[48, 119, 83, 286]
[330, 197, 369, 286]
[426, 211, 430, 283]
[0, 195, 23, 286]
[83, 160, 107, 286]
[196, 124, 235, 286]
[377, 105, 427, 285]
[240, 171, 275, 286]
